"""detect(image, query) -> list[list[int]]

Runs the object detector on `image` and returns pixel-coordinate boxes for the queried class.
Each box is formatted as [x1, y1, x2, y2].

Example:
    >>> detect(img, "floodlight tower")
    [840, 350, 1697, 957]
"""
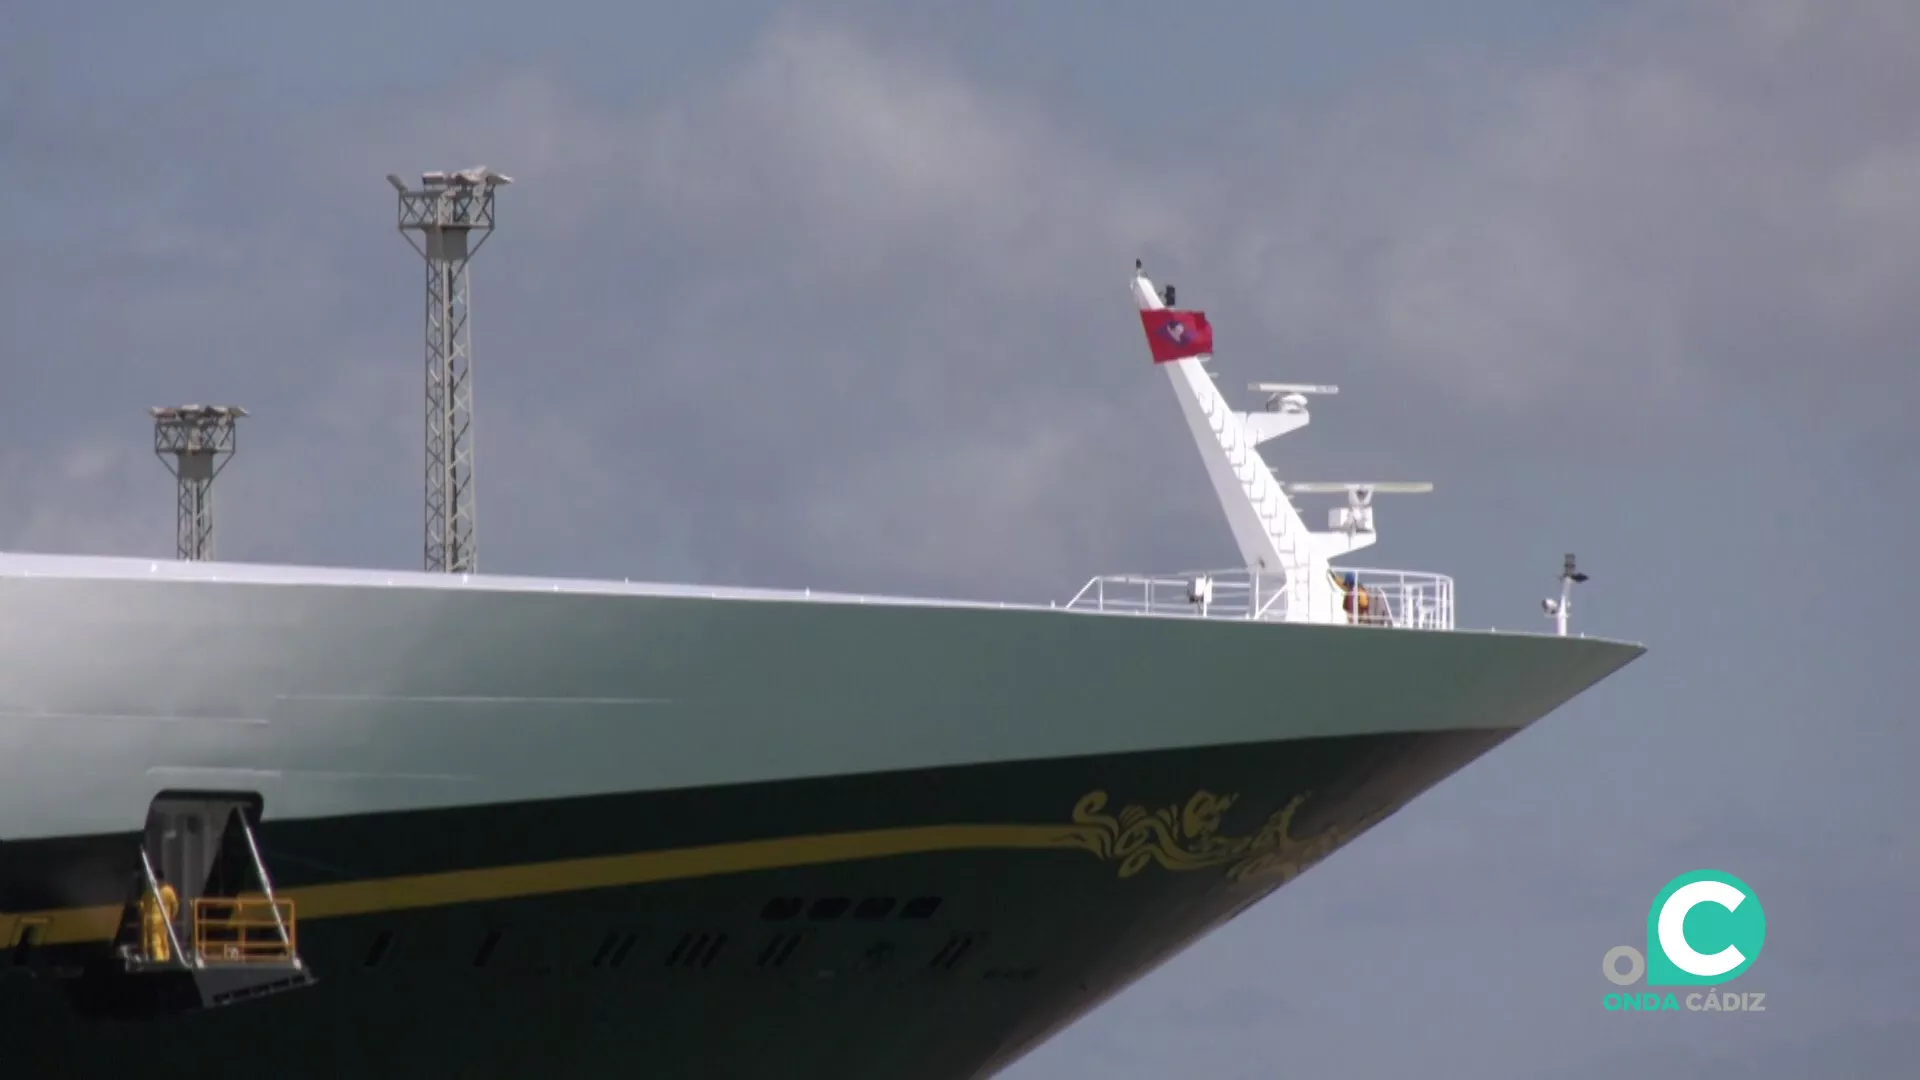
[151, 405, 246, 561]
[388, 166, 512, 574]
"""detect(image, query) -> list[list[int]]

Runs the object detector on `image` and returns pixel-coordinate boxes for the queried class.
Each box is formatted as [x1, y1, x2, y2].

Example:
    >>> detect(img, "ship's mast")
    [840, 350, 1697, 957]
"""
[150, 405, 246, 561]
[1129, 264, 1428, 622]
[388, 167, 511, 574]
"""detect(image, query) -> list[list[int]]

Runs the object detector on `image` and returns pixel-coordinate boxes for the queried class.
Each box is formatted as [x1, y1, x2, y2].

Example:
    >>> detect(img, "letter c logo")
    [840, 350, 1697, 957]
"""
[1657, 879, 1747, 978]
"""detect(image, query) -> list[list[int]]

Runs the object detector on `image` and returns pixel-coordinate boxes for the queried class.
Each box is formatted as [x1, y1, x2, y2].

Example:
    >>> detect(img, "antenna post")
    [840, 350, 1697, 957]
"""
[151, 405, 246, 561]
[1542, 553, 1588, 636]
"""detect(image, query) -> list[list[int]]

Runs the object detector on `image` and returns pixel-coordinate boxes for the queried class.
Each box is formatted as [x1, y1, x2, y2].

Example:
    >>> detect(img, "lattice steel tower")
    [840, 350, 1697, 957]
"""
[151, 405, 246, 561]
[388, 166, 512, 574]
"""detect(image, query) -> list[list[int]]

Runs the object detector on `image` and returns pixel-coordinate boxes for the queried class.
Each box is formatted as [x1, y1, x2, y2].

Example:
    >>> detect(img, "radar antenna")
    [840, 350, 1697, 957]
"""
[389, 166, 512, 574]
[1541, 553, 1589, 636]
[1284, 482, 1434, 536]
[151, 405, 246, 561]
[1249, 382, 1338, 414]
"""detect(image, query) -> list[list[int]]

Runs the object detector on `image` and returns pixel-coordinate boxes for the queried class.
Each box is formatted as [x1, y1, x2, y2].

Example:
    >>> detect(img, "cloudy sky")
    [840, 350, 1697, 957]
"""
[3, 0, 1916, 1075]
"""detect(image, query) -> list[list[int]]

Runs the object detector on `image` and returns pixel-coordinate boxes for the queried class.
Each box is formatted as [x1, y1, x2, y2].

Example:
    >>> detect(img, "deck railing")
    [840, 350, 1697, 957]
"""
[1064, 566, 1454, 630]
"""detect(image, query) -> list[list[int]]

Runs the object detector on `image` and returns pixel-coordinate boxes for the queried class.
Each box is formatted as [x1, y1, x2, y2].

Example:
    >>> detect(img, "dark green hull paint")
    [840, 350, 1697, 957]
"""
[0, 729, 1506, 1078]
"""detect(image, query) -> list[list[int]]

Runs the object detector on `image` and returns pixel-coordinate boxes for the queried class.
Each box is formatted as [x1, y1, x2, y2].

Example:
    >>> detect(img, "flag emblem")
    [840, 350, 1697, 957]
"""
[1139, 308, 1214, 363]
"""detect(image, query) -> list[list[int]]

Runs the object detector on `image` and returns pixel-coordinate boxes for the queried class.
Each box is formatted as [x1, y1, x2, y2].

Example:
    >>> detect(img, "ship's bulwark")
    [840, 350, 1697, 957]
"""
[9, 728, 1498, 1078]
[0, 563, 1640, 842]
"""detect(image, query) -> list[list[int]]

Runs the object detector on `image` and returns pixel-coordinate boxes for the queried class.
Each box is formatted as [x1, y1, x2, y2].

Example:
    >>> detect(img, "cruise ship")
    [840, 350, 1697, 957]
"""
[0, 264, 1642, 1078]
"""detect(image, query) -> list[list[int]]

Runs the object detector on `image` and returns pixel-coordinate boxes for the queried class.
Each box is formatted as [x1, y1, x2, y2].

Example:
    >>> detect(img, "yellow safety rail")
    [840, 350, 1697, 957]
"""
[192, 895, 297, 965]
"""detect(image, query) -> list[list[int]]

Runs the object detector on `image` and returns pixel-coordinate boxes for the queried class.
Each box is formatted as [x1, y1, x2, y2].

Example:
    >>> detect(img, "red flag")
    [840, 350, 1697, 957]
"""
[1139, 309, 1214, 363]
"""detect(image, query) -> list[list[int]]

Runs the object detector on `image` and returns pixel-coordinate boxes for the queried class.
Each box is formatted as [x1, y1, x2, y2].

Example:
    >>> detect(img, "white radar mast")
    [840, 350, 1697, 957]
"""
[1129, 261, 1432, 623]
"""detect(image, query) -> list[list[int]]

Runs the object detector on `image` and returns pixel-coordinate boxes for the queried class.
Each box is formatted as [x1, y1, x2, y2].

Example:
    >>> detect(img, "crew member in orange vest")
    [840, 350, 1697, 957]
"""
[141, 872, 180, 963]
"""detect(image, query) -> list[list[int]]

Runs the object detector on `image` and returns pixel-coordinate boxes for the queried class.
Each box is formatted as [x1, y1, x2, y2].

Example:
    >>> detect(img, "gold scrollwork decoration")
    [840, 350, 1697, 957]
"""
[1059, 789, 1393, 886]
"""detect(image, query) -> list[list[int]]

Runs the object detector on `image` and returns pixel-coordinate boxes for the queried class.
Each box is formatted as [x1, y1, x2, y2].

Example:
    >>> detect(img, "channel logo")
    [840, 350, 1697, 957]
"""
[1600, 869, 1768, 1013]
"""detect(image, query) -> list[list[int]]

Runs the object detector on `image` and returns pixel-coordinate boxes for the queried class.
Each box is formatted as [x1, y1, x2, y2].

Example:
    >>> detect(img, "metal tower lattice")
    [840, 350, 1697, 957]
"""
[151, 405, 246, 562]
[389, 166, 512, 574]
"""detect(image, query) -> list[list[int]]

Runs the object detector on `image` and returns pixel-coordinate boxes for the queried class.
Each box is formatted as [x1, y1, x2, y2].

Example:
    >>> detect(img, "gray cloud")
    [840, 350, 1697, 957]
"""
[1207, 0, 1920, 434]
[247, 16, 1213, 594]
[12, 2, 1912, 580]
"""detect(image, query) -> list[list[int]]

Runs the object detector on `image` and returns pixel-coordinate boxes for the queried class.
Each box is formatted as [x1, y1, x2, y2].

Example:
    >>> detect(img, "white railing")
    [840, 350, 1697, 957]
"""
[1064, 566, 1455, 630]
